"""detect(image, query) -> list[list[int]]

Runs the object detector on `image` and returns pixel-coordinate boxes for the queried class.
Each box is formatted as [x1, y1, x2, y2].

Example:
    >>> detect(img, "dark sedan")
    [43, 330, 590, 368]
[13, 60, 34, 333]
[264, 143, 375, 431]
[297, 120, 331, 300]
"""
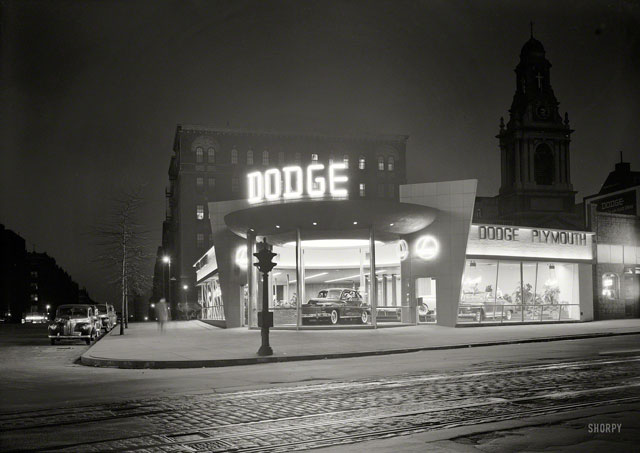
[302, 288, 370, 325]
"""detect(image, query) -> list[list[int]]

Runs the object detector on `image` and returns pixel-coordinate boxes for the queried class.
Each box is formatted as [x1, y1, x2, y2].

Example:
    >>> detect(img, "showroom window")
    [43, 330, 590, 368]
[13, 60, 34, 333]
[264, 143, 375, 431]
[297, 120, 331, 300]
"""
[359, 156, 366, 170]
[378, 156, 385, 171]
[196, 233, 204, 249]
[263, 150, 269, 166]
[231, 148, 238, 164]
[359, 183, 366, 197]
[208, 147, 215, 163]
[388, 156, 395, 171]
[196, 177, 204, 188]
[247, 150, 254, 165]
[343, 155, 350, 169]
[195, 147, 203, 163]
[196, 205, 205, 220]
[458, 259, 579, 324]
[602, 273, 619, 300]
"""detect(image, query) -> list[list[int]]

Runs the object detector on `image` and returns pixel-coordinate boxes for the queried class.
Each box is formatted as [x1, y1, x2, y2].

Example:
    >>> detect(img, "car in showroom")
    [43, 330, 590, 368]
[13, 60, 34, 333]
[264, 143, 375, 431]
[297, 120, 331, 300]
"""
[95, 303, 117, 332]
[458, 291, 517, 322]
[48, 304, 101, 345]
[302, 288, 370, 325]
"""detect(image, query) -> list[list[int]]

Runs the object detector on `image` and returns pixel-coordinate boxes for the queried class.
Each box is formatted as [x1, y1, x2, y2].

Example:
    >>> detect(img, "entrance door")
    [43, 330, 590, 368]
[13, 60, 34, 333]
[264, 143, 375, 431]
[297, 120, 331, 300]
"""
[623, 273, 640, 318]
[416, 277, 436, 323]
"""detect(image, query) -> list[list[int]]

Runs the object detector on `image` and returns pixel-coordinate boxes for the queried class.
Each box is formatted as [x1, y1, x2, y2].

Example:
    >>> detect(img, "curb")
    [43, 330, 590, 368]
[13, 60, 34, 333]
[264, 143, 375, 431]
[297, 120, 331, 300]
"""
[79, 329, 640, 369]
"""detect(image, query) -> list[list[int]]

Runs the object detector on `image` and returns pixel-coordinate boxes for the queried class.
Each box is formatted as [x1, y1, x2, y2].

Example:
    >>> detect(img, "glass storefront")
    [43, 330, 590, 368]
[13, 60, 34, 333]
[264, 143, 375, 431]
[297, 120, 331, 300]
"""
[247, 237, 410, 328]
[458, 259, 580, 324]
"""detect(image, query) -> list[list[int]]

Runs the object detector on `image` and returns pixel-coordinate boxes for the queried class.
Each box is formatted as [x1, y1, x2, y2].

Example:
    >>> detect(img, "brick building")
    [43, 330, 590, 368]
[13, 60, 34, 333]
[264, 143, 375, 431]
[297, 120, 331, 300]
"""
[0, 224, 91, 322]
[584, 159, 640, 319]
[154, 125, 408, 317]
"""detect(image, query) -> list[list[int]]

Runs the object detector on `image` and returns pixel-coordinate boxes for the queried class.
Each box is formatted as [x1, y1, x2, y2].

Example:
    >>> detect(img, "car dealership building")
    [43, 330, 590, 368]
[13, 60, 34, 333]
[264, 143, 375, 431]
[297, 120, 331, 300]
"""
[195, 172, 594, 328]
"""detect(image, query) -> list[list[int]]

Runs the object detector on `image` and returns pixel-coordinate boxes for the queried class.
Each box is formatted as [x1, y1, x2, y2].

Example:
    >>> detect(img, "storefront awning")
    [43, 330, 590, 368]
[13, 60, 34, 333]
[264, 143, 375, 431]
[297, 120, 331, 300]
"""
[224, 199, 438, 243]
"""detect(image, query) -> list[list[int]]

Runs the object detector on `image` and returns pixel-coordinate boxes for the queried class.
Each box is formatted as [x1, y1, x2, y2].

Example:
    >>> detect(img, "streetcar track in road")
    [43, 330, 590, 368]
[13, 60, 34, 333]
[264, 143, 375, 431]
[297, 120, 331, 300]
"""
[34, 389, 640, 453]
[2, 356, 639, 435]
[3, 354, 637, 422]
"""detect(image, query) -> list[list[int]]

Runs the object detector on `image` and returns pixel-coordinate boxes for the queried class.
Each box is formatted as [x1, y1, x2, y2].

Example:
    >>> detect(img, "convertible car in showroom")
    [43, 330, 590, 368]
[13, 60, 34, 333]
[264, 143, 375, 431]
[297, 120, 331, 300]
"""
[302, 288, 370, 325]
[48, 304, 101, 345]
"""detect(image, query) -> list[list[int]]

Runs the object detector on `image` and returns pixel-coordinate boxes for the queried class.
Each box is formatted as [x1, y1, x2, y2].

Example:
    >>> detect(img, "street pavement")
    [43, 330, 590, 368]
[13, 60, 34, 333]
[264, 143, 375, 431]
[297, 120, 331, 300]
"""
[1, 323, 639, 452]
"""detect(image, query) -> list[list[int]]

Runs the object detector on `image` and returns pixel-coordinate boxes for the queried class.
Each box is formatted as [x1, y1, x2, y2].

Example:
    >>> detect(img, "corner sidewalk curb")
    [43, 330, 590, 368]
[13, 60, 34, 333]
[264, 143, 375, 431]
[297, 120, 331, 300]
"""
[79, 329, 640, 369]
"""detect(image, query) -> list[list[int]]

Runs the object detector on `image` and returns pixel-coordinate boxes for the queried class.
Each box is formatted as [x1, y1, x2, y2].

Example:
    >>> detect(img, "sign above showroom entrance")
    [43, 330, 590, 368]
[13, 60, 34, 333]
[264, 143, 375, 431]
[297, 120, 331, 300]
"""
[247, 164, 349, 204]
[466, 224, 594, 261]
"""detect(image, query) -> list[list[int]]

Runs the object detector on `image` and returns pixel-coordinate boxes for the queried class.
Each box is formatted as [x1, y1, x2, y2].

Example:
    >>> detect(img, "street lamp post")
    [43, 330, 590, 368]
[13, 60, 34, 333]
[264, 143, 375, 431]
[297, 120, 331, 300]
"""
[182, 284, 189, 319]
[253, 238, 277, 356]
[162, 255, 172, 316]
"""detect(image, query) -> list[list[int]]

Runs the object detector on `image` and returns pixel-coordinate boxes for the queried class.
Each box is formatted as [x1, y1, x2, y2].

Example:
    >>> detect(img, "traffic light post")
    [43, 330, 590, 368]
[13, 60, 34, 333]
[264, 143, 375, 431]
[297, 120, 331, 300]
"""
[254, 238, 277, 356]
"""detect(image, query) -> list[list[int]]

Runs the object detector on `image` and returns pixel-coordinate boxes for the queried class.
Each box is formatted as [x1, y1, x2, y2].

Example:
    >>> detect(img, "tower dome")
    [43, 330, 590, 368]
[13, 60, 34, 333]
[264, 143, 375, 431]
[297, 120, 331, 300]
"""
[520, 37, 545, 58]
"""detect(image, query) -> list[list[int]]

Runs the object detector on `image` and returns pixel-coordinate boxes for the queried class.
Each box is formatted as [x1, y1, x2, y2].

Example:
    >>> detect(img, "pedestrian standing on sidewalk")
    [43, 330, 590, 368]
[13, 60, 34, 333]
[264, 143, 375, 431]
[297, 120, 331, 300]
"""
[156, 297, 169, 333]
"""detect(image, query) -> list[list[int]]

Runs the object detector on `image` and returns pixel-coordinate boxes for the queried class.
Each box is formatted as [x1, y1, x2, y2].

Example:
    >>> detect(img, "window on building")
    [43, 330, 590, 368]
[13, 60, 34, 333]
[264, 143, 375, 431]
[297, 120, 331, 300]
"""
[30, 283, 38, 290]
[30, 271, 38, 278]
[195, 147, 204, 163]
[377, 184, 385, 197]
[278, 151, 285, 165]
[534, 144, 554, 185]
[295, 152, 301, 165]
[196, 205, 205, 220]
[247, 150, 254, 165]
[359, 183, 366, 197]
[378, 156, 385, 171]
[343, 155, 350, 169]
[388, 183, 395, 198]
[388, 156, 395, 171]
[207, 147, 215, 163]
[196, 233, 205, 249]
[311, 153, 318, 162]
[328, 153, 334, 165]
[602, 273, 619, 300]
[232, 177, 239, 192]
[196, 177, 204, 188]
[231, 148, 238, 164]
[359, 156, 366, 170]
[475, 208, 482, 218]
[30, 294, 38, 301]
[262, 150, 269, 166]
[208, 177, 216, 189]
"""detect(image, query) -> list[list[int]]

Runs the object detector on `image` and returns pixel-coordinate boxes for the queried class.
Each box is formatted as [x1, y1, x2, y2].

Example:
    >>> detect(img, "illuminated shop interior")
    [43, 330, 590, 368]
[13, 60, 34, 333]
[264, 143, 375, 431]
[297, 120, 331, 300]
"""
[458, 259, 580, 323]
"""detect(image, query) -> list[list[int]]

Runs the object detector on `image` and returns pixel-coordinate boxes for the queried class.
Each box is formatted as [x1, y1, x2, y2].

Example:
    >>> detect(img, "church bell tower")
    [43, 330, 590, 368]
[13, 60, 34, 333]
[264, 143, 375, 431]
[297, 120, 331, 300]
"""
[496, 27, 579, 228]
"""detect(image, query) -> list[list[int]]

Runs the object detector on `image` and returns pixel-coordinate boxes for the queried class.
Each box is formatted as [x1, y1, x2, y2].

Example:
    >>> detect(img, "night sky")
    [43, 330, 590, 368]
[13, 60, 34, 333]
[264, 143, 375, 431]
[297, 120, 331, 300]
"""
[2, 0, 639, 304]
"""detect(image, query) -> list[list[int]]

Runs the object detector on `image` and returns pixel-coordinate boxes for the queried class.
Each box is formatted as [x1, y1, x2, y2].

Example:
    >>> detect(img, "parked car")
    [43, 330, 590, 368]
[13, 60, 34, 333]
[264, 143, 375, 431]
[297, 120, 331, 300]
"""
[48, 304, 101, 345]
[302, 288, 370, 325]
[96, 304, 117, 331]
[22, 312, 48, 324]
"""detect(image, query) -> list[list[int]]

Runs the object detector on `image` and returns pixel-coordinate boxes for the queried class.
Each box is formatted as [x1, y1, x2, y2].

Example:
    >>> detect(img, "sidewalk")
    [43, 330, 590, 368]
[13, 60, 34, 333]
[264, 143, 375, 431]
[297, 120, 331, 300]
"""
[81, 319, 640, 369]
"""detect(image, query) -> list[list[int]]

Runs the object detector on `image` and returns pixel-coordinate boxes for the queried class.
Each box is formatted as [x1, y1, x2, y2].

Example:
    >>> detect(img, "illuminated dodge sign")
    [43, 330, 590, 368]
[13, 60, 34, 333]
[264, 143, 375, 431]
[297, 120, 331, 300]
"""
[247, 163, 348, 204]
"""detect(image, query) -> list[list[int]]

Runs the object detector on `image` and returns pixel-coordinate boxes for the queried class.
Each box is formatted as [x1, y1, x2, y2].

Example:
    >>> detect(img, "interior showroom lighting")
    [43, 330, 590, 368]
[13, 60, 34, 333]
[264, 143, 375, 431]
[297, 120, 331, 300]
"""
[283, 239, 383, 248]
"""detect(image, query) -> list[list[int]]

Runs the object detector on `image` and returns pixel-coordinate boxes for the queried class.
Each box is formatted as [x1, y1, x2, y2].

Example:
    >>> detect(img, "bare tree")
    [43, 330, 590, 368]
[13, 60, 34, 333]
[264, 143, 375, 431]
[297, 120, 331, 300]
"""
[92, 185, 152, 333]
